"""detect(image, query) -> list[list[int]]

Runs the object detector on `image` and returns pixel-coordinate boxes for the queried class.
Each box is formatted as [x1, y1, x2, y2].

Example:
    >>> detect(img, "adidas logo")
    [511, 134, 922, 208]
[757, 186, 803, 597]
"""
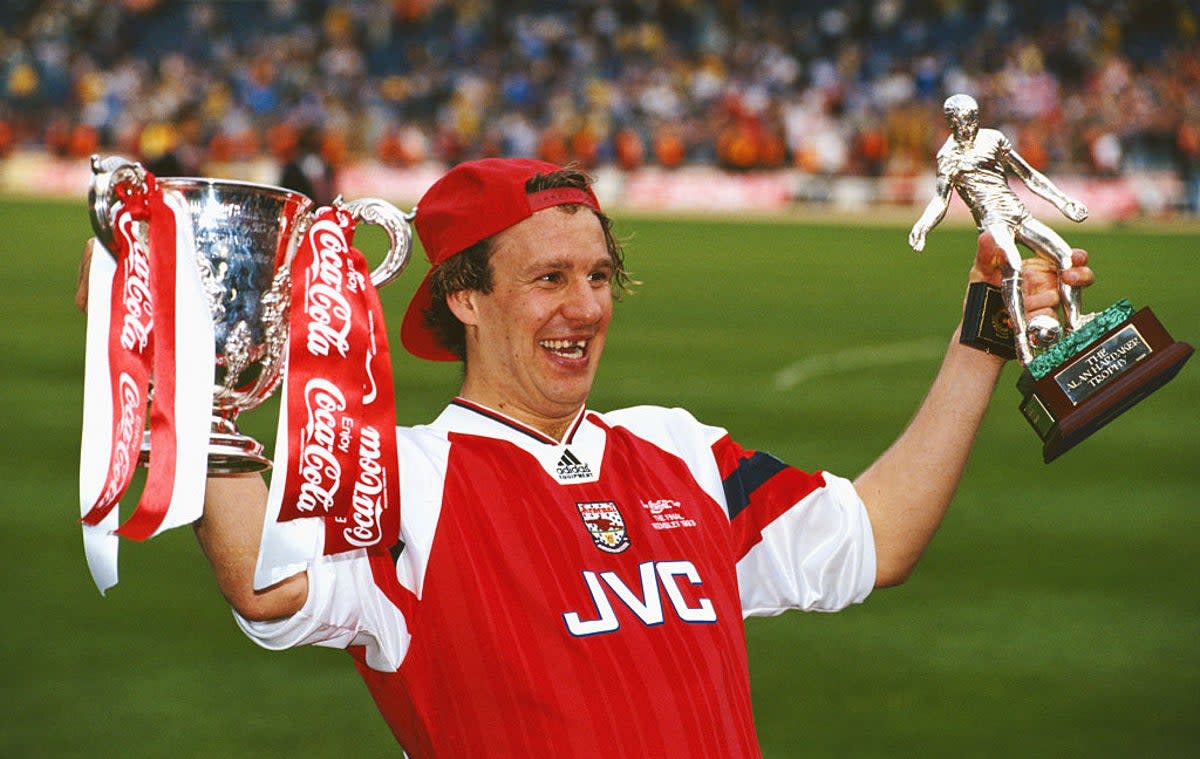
[556, 449, 593, 480]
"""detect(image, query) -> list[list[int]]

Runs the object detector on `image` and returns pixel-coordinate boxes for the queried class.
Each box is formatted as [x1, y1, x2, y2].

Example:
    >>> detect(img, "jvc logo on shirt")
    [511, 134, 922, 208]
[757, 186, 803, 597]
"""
[556, 448, 592, 480]
[562, 560, 716, 637]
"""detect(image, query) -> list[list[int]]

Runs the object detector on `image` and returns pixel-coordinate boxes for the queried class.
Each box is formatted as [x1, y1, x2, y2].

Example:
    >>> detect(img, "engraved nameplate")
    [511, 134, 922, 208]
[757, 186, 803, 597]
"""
[1054, 325, 1152, 405]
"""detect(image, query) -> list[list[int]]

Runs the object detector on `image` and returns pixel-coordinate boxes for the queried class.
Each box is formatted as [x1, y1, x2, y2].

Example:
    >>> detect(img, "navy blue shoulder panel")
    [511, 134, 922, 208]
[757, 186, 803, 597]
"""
[722, 451, 788, 520]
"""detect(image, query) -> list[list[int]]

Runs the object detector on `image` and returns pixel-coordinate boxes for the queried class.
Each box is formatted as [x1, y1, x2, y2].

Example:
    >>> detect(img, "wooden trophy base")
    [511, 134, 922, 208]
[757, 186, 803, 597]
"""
[1017, 307, 1193, 463]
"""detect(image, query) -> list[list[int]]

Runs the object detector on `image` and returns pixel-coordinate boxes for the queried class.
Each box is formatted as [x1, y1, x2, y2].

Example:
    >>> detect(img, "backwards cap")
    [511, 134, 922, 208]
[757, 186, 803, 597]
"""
[401, 158, 601, 361]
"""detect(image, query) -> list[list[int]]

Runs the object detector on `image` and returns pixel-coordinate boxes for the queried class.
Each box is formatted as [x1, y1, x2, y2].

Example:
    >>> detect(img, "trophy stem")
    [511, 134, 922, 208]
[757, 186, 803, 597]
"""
[207, 412, 272, 475]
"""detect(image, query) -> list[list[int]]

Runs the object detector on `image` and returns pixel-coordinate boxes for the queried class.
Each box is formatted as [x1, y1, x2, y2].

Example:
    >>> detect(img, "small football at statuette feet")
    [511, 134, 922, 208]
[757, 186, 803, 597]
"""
[1027, 314, 1063, 349]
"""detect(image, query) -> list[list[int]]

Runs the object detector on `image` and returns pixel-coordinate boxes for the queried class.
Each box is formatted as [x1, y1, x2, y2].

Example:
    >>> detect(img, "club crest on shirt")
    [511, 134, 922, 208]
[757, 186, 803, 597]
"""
[576, 501, 630, 553]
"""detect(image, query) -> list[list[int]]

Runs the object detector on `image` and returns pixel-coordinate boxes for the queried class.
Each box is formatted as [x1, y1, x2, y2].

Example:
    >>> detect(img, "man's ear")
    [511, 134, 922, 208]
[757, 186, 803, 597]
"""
[445, 289, 480, 327]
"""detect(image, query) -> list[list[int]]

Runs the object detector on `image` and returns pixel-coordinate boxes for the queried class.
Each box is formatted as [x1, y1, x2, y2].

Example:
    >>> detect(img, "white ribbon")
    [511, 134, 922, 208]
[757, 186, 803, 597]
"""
[80, 241, 121, 594]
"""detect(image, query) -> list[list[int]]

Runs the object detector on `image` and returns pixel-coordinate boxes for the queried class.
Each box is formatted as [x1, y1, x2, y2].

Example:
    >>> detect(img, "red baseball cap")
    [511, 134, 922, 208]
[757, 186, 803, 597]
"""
[400, 158, 602, 361]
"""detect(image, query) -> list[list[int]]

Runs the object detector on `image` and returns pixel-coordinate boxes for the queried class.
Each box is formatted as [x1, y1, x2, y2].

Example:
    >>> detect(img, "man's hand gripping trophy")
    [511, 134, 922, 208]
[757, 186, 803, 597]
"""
[909, 93, 1092, 364]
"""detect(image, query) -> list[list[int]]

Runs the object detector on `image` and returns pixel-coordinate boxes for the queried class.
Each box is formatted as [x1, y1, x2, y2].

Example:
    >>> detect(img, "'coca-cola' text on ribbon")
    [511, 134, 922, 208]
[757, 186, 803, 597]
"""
[277, 206, 399, 556]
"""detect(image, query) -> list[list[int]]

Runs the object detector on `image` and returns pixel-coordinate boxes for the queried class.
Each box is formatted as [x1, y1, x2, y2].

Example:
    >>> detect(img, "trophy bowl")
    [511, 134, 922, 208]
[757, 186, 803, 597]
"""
[89, 155, 413, 474]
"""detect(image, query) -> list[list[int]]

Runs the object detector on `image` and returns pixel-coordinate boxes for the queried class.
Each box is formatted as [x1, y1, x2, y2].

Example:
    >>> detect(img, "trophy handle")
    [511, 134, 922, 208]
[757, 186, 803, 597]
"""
[334, 197, 416, 288]
[88, 154, 148, 253]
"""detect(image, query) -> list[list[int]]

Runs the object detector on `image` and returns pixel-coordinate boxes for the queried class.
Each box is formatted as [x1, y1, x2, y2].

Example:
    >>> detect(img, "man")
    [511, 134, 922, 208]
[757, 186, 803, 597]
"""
[909, 93, 1090, 363]
[101, 157, 1091, 757]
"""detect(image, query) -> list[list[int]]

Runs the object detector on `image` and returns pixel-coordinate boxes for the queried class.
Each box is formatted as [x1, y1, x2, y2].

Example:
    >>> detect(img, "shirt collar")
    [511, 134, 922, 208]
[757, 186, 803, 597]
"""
[433, 397, 589, 447]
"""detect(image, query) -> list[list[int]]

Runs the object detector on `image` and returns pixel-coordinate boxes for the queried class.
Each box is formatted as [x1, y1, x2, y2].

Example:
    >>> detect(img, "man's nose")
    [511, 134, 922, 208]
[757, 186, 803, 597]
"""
[561, 277, 605, 323]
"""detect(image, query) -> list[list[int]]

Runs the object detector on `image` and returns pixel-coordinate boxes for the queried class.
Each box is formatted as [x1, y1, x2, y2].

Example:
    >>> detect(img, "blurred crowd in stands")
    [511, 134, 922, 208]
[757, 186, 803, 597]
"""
[2, 0, 1199, 210]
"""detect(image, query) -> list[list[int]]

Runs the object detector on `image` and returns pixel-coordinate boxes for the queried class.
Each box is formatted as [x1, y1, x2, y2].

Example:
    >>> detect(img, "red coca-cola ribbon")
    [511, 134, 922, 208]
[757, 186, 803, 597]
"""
[115, 186, 186, 540]
[277, 207, 399, 555]
[80, 177, 159, 527]
[80, 175, 206, 541]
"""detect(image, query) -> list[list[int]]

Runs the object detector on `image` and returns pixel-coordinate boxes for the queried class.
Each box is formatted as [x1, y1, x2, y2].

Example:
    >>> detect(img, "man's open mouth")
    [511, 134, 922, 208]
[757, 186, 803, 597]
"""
[540, 339, 587, 359]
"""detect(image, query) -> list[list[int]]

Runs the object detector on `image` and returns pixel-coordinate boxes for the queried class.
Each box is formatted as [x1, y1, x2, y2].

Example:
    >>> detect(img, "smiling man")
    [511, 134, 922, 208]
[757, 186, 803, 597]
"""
[401, 162, 621, 437]
[193, 158, 1093, 758]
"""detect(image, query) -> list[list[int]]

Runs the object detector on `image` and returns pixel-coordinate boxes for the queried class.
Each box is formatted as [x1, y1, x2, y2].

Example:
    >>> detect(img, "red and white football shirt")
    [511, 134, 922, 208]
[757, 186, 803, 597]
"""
[239, 400, 875, 758]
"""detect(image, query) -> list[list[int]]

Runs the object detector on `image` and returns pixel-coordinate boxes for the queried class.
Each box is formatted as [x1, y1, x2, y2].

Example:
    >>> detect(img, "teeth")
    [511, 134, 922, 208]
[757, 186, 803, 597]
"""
[540, 339, 587, 358]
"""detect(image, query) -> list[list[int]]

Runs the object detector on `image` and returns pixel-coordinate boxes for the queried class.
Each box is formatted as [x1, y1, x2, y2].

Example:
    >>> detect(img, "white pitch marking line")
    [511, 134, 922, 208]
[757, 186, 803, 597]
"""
[773, 338, 947, 391]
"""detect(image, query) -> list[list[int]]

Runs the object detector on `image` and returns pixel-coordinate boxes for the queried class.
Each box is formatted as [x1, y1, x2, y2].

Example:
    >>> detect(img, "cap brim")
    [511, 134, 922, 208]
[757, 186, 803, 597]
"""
[400, 268, 460, 361]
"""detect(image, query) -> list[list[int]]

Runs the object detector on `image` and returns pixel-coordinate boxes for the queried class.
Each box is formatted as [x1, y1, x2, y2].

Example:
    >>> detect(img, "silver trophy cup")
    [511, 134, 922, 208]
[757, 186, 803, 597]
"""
[88, 155, 413, 475]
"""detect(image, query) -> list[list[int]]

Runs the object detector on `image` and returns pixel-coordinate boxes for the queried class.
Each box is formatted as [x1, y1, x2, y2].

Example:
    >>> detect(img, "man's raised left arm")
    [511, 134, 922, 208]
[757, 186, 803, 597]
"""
[855, 232, 1093, 587]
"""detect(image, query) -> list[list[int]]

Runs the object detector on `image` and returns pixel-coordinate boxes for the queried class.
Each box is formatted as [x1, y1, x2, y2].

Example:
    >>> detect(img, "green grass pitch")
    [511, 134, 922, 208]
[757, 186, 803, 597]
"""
[1, 196, 1196, 757]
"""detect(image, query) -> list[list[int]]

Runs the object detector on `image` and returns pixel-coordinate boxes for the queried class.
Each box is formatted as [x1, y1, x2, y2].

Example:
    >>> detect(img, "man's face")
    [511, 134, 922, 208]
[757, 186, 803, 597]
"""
[450, 206, 613, 436]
